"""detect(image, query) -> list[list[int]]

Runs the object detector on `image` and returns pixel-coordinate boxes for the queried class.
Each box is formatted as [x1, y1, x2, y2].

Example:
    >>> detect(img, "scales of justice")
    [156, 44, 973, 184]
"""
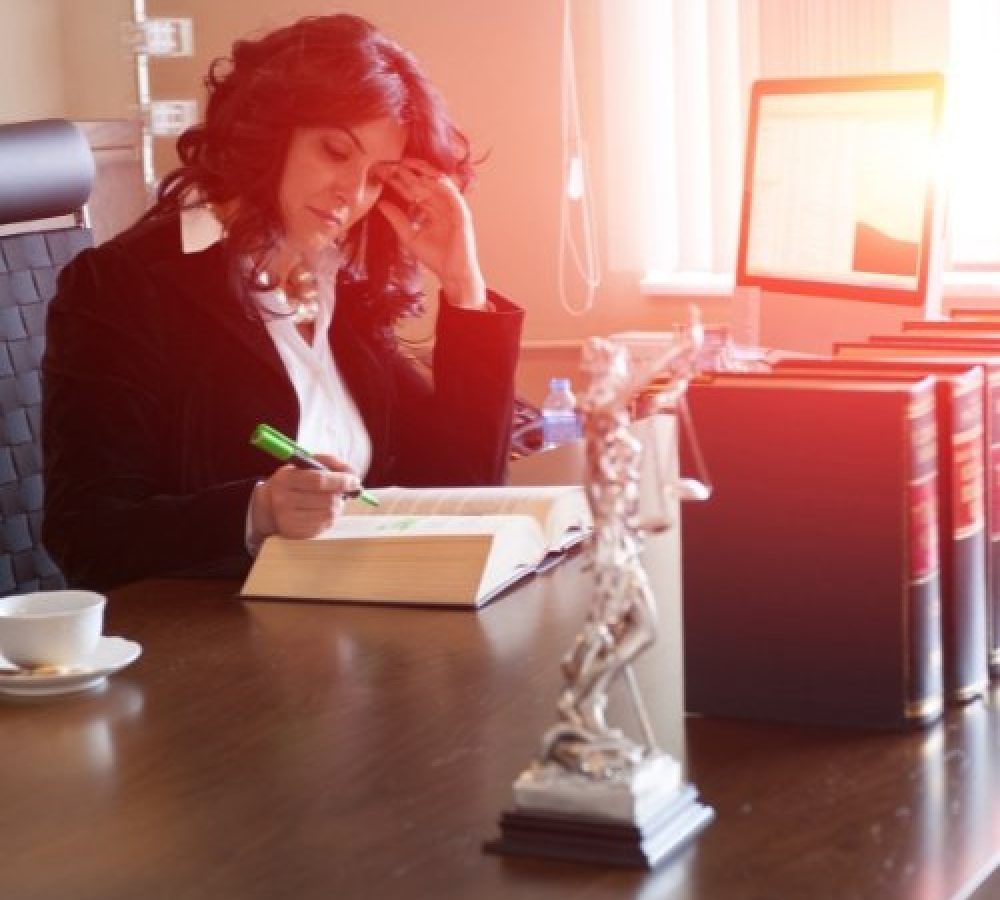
[486, 315, 715, 869]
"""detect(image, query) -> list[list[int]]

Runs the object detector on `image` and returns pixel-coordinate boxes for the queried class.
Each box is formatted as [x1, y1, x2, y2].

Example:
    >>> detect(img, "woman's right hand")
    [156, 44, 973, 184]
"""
[250, 453, 361, 542]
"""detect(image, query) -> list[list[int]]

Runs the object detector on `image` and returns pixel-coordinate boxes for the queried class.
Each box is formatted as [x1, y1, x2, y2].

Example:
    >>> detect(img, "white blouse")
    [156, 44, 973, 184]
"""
[181, 203, 371, 475]
[255, 281, 372, 477]
[181, 206, 372, 552]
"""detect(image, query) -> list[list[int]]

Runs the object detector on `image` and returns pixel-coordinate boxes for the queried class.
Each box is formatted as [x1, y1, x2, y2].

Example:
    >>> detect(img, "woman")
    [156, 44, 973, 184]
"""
[42, 14, 523, 590]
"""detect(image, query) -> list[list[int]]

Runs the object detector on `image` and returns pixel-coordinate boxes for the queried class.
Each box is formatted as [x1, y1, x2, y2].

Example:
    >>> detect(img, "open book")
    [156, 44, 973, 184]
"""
[240, 485, 592, 608]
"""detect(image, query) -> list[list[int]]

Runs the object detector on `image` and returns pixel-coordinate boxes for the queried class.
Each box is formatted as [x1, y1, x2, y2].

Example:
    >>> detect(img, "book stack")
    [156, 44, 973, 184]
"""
[950, 308, 1000, 323]
[679, 373, 944, 729]
[834, 325, 1000, 678]
[770, 356, 989, 704]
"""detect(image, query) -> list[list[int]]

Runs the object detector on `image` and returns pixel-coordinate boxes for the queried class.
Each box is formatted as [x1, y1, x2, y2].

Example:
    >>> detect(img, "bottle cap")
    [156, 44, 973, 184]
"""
[549, 377, 571, 390]
[250, 423, 295, 462]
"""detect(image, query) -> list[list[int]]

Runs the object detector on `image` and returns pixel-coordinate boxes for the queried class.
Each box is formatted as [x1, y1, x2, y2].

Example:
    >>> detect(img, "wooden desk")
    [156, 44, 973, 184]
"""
[1, 566, 998, 900]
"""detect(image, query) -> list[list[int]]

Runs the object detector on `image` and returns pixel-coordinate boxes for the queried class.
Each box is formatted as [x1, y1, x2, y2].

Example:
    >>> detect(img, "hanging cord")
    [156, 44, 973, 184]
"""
[558, 0, 601, 316]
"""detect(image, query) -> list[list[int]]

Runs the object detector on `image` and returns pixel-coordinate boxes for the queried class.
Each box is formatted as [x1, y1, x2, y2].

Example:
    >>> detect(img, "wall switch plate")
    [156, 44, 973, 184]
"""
[148, 100, 199, 136]
[123, 17, 195, 57]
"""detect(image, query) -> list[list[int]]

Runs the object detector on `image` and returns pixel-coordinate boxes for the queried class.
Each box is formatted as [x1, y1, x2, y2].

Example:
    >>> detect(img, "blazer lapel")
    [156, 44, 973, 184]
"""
[157, 241, 287, 380]
[331, 289, 391, 480]
[157, 239, 393, 475]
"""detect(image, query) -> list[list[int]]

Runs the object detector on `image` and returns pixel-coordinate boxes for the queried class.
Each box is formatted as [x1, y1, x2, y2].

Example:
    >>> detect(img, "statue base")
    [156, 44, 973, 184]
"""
[484, 755, 713, 869]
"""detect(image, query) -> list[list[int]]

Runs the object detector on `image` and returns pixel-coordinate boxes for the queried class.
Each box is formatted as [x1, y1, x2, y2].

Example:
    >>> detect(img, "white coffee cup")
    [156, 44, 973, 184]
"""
[0, 590, 106, 669]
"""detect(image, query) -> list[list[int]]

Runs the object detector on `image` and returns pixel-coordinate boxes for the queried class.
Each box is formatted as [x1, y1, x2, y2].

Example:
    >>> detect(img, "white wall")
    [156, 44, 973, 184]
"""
[0, 0, 66, 121]
[0, 0, 751, 359]
[2, 2, 956, 372]
[58, 0, 137, 121]
[142, 0, 694, 351]
[0, 0, 135, 122]
[148, 0, 610, 337]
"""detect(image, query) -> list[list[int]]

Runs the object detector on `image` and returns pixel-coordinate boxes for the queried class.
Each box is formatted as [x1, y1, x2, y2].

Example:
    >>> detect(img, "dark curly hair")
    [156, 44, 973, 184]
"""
[151, 14, 474, 325]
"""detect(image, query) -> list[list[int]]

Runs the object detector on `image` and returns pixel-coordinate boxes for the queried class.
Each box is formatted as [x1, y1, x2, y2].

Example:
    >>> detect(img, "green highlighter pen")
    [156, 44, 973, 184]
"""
[250, 423, 380, 507]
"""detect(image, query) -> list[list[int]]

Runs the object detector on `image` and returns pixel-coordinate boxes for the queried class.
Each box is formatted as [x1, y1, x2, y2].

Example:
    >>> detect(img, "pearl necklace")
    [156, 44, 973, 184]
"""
[277, 264, 321, 324]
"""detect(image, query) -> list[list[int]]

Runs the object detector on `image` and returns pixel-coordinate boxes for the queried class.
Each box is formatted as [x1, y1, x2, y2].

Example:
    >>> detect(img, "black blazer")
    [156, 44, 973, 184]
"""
[42, 214, 524, 590]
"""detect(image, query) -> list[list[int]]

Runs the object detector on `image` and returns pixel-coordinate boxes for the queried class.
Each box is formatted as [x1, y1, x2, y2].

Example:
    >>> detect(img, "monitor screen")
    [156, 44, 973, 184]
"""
[736, 73, 945, 306]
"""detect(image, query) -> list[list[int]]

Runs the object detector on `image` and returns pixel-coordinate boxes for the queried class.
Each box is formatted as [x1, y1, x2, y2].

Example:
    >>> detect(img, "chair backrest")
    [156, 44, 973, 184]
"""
[0, 119, 95, 596]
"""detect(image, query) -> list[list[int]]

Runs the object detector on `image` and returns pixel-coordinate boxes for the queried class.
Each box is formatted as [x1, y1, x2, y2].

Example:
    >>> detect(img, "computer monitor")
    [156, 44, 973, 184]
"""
[736, 73, 946, 311]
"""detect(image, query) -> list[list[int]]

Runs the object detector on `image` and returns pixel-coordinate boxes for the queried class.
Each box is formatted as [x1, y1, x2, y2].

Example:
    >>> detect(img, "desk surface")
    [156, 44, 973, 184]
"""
[1, 566, 998, 900]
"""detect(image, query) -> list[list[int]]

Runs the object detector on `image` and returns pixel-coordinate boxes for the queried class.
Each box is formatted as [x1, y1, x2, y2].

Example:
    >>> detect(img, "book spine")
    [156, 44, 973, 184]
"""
[990, 374, 1000, 673]
[903, 321, 1000, 335]
[906, 392, 946, 723]
[827, 345, 1000, 677]
[944, 381, 989, 701]
[952, 309, 1000, 322]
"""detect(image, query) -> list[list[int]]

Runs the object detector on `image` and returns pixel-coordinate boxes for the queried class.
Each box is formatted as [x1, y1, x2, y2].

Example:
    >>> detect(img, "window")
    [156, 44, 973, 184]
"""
[944, 0, 1000, 272]
[625, 0, 1000, 294]
[603, 0, 748, 294]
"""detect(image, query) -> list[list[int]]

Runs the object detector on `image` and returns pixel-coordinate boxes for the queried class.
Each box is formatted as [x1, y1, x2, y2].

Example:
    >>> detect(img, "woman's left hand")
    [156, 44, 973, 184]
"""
[378, 159, 488, 309]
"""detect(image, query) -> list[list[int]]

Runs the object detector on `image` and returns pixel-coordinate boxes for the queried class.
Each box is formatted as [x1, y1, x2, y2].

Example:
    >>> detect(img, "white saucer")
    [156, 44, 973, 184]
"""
[0, 636, 142, 697]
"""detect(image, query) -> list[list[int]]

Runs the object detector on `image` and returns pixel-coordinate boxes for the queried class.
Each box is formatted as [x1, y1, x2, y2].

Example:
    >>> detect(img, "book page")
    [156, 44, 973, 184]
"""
[343, 486, 591, 547]
[346, 486, 568, 516]
[317, 514, 539, 540]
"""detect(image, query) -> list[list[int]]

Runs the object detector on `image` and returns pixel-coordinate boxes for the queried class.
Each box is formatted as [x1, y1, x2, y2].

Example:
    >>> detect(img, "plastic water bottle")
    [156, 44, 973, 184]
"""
[541, 377, 581, 450]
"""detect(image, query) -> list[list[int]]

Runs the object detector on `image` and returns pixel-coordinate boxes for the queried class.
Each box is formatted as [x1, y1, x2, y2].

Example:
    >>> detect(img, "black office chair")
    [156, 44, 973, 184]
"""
[0, 119, 95, 596]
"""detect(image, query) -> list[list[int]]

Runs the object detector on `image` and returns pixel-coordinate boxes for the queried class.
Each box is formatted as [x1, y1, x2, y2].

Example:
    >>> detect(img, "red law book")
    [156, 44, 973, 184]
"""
[680, 373, 944, 729]
[770, 357, 989, 703]
[863, 334, 1000, 354]
[835, 338, 1000, 677]
[902, 319, 1000, 339]
[948, 309, 1000, 323]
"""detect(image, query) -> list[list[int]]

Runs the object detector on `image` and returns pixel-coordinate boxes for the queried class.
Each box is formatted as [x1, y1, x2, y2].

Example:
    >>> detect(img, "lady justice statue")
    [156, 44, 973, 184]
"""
[542, 321, 710, 779]
[488, 314, 715, 868]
